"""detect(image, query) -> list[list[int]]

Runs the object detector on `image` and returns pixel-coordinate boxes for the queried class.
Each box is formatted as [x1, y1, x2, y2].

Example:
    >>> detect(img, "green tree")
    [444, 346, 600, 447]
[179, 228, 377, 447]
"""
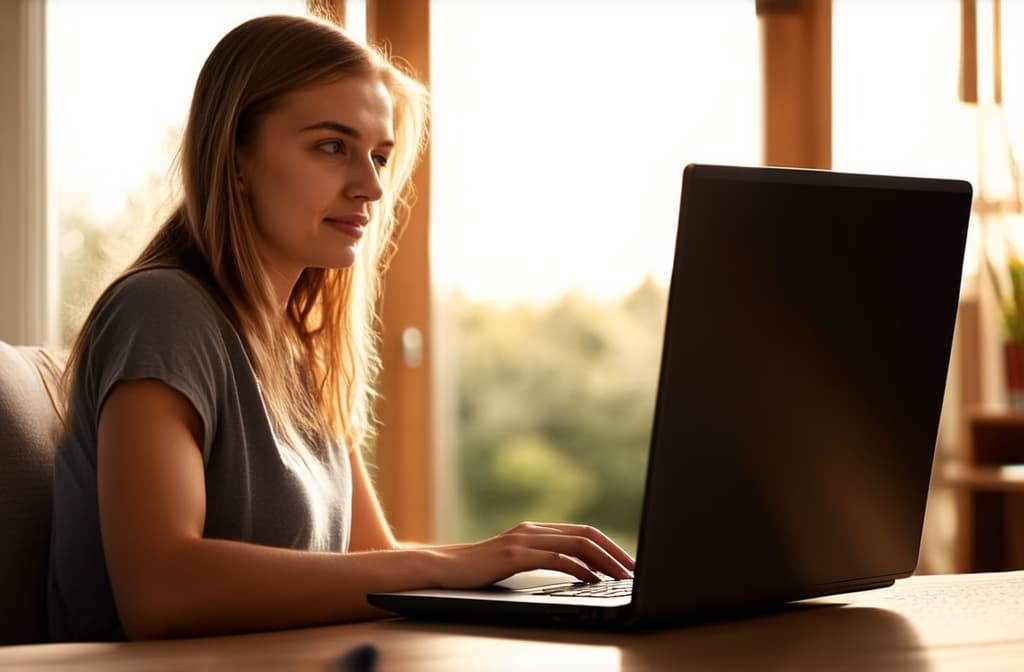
[453, 277, 667, 552]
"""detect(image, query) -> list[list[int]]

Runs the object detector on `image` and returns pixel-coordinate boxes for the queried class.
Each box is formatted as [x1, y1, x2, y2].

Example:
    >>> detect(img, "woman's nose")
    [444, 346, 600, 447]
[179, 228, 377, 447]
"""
[345, 157, 385, 203]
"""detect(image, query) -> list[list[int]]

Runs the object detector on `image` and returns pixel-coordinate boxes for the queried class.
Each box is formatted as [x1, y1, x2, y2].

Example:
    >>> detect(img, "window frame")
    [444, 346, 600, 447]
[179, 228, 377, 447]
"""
[0, 0, 55, 347]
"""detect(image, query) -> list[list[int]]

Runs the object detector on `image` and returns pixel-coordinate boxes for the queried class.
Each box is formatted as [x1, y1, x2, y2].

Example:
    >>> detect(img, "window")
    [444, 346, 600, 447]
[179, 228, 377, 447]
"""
[430, 1, 761, 549]
[47, 0, 306, 345]
[833, 0, 1024, 279]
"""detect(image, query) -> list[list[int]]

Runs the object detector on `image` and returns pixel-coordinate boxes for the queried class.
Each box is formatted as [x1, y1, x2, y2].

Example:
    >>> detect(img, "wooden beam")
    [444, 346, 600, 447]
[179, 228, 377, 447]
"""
[365, 0, 434, 543]
[993, 0, 1002, 105]
[960, 0, 978, 104]
[758, 0, 832, 169]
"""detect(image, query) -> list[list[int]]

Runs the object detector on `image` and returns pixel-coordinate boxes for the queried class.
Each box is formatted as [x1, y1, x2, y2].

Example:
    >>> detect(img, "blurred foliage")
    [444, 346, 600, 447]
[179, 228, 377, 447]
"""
[60, 156, 178, 345]
[452, 277, 667, 551]
[988, 253, 1024, 343]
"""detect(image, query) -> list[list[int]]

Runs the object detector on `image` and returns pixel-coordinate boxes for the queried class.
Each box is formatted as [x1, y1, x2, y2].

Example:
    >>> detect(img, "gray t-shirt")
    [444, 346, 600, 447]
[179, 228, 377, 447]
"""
[48, 267, 352, 641]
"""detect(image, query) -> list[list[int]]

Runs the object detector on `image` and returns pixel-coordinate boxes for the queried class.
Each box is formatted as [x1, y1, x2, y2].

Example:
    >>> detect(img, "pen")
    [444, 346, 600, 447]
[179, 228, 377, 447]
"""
[329, 642, 379, 672]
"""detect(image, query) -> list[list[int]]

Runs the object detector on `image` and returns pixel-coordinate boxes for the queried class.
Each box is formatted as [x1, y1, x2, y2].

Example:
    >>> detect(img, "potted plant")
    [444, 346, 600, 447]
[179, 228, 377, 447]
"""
[987, 254, 1024, 408]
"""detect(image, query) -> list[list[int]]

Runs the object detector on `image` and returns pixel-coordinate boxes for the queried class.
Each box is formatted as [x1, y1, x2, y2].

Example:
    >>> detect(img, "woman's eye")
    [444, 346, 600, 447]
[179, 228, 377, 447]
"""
[319, 140, 345, 155]
[373, 154, 389, 168]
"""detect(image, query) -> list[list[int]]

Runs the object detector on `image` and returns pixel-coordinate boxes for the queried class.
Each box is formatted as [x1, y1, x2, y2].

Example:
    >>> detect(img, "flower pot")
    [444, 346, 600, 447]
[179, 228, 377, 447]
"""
[1004, 341, 1024, 409]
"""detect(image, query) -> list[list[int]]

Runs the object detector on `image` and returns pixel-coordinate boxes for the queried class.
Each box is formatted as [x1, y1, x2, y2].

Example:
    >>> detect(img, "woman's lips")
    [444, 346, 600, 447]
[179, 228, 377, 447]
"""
[324, 216, 366, 239]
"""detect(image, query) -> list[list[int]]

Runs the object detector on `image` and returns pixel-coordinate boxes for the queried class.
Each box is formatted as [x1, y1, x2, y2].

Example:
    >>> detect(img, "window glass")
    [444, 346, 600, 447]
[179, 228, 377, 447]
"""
[47, 0, 306, 345]
[833, 0, 970, 178]
[833, 0, 1024, 278]
[431, 0, 761, 549]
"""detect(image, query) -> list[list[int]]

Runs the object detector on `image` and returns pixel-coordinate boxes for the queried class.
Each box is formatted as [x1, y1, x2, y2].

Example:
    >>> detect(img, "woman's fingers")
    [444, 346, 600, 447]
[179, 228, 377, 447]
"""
[519, 549, 600, 583]
[507, 522, 636, 572]
[548, 524, 637, 571]
[428, 522, 636, 589]
[432, 538, 601, 588]
[506, 533, 632, 580]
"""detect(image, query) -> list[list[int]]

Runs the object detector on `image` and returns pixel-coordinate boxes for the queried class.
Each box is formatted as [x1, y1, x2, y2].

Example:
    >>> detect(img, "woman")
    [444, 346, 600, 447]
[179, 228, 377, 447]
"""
[49, 14, 633, 642]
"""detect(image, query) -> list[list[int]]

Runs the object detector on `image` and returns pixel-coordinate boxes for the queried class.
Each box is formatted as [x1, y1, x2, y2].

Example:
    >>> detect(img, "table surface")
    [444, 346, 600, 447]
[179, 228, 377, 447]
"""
[2, 571, 1022, 671]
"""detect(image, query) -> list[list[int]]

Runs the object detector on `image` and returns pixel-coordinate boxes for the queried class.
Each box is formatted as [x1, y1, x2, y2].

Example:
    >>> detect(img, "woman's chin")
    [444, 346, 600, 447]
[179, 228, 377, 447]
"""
[318, 250, 358, 270]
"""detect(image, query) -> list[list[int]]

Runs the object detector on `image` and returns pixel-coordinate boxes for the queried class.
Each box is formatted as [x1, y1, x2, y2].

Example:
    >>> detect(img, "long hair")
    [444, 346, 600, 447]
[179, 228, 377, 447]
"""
[62, 14, 429, 465]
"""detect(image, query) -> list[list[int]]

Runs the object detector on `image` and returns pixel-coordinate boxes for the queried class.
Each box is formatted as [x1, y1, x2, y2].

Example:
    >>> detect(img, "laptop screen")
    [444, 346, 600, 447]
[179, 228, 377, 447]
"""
[634, 165, 971, 616]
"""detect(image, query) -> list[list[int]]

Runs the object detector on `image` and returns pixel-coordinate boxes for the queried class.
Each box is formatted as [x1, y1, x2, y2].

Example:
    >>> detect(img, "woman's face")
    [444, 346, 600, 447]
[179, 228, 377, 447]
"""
[237, 75, 395, 286]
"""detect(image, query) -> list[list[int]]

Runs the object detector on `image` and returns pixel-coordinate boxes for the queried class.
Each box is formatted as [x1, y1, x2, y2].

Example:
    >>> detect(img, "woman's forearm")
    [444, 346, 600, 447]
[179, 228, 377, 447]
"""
[118, 538, 439, 640]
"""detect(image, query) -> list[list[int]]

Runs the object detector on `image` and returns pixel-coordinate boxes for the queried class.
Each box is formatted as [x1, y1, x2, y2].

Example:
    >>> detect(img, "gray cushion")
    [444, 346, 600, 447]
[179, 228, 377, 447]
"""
[0, 342, 64, 645]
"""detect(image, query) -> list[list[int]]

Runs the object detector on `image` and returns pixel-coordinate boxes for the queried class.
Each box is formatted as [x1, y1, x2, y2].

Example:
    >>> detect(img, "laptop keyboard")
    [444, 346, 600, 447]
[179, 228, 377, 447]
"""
[532, 579, 633, 598]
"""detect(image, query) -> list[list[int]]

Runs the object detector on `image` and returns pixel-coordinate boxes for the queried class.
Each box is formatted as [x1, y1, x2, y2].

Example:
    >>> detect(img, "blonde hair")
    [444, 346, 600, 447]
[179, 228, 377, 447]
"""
[63, 14, 429, 464]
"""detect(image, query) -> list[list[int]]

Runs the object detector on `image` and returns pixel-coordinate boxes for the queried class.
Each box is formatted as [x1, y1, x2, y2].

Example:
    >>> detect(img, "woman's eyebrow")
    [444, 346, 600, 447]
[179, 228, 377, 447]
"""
[299, 120, 395, 147]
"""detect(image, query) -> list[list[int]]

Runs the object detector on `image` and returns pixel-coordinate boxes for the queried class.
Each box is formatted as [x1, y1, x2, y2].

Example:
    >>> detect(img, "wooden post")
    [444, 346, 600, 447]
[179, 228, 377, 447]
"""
[365, 0, 434, 543]
[960, 0, 978, 104]
[757, 0, 832, 169]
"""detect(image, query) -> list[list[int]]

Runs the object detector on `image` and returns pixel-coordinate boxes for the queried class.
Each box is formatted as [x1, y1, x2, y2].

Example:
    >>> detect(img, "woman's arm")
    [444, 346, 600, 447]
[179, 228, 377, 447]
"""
[346, 443, 400, 551]
[99, 379, 633, 640]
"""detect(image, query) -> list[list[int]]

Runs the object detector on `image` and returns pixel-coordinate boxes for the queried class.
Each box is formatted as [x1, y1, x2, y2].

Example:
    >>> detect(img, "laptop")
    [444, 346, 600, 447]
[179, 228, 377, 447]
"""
[368, 163, 973, 627]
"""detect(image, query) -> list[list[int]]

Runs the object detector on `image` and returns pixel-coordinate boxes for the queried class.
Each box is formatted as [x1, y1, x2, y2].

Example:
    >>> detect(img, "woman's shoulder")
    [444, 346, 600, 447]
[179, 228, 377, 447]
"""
[98, 266, 225, 323]
[107, 265, 213, 303]
[85, 266, 236, 354]
[82, 266, 242, 389]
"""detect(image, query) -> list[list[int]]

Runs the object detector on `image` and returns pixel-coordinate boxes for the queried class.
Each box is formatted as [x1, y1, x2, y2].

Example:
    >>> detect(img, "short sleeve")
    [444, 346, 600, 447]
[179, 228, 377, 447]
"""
[83, 269, 229, 461]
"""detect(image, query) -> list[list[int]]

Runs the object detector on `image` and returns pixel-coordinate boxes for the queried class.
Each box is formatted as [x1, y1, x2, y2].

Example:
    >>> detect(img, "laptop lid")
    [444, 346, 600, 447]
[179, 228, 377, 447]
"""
[368, 164, 972, 626]
[631, 163, 971, 622]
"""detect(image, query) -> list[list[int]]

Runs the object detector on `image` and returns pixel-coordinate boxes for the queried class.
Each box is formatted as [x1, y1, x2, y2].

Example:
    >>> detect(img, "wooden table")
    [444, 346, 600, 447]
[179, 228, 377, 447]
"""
[1, 571, 1022, 670]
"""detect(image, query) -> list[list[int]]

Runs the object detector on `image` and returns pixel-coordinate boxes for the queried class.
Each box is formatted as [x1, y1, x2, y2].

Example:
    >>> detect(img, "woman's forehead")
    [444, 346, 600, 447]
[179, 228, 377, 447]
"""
[275, 76, 395, 142]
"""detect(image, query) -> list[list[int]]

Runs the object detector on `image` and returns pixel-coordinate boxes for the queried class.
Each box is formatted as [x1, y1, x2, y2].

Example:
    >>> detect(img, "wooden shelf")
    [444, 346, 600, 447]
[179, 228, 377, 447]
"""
[968, 407, 1024, 428]
[950, 409, 1024, 572]
[943, 464, 1024, 493]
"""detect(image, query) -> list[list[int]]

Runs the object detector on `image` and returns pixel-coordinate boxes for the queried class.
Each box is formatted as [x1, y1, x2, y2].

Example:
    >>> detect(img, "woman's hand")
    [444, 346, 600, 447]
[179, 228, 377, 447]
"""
[423, 521, 636, 589]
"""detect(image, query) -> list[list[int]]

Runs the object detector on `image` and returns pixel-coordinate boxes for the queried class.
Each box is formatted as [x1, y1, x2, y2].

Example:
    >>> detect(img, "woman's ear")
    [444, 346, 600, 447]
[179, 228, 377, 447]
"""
[235, 147, 252, 193]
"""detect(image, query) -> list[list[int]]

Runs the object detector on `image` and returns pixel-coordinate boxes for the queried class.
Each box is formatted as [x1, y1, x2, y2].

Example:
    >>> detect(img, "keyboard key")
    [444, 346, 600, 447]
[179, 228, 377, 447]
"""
[533, 579, 632, 598]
